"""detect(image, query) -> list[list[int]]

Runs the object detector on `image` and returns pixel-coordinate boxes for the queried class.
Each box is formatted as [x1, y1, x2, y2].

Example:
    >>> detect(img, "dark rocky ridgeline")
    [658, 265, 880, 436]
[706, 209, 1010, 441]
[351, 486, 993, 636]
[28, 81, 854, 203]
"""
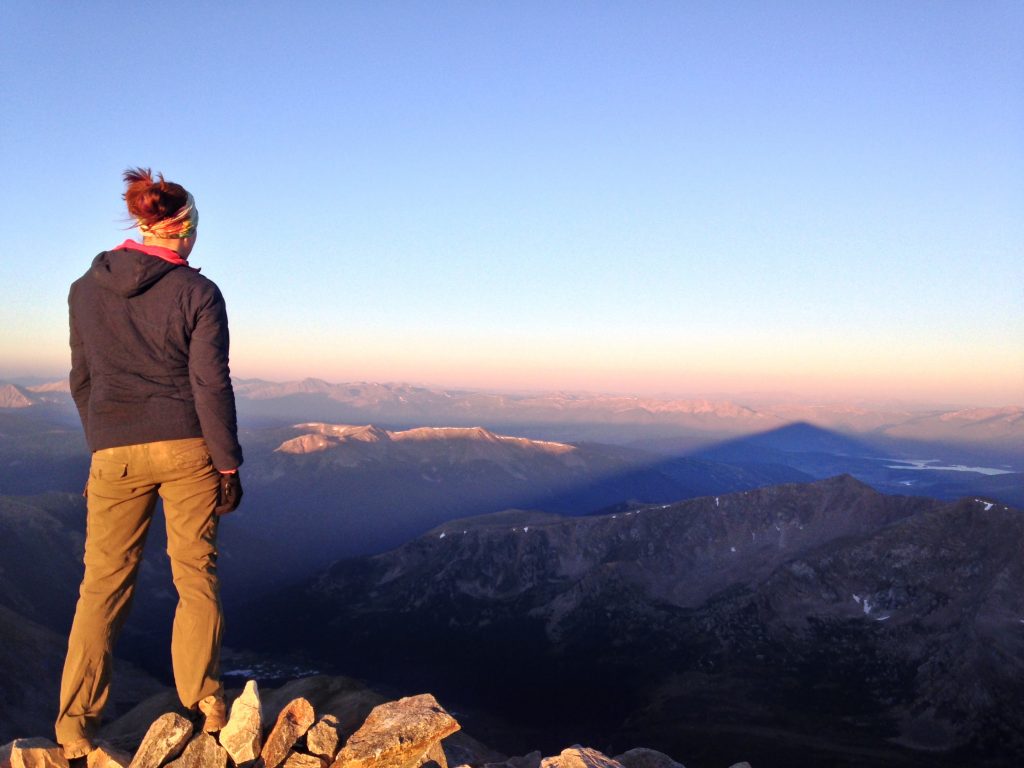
[0, 677, 726, 768]
[608, 495, 1024, 767]
[235, 477, 1023, 767]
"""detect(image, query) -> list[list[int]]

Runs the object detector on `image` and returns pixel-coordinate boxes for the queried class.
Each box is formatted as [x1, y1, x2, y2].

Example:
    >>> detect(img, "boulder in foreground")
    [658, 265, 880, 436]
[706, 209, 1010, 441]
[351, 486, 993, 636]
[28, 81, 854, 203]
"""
[3, 739, 68, 768]
[87, 743, 133, 768]
[260, 699, 315, 768]
[220, 681, 262, 766]
[305, 716, 340, 762]
[329, 694, 459, 768]
[128, 713, 192, 768]
[165, 734, 227, 768]
[541, 748, 623, 768]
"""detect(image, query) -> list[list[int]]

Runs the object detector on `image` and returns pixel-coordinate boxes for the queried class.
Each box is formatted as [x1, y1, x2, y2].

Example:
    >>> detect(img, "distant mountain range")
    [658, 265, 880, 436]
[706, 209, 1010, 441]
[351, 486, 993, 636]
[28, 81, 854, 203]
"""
[2, 377, 1020, 530]
[239, 476, 1023, 768]
[231, 379, 1024, 458]
[2, 374, 1021, 522]
[0, 381, 72, 409]
[5, 377, 1021, 455]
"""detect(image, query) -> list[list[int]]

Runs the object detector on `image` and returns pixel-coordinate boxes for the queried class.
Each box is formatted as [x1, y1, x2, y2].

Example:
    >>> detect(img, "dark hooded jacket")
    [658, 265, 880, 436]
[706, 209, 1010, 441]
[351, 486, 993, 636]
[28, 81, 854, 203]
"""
[68, 243, 243, 470]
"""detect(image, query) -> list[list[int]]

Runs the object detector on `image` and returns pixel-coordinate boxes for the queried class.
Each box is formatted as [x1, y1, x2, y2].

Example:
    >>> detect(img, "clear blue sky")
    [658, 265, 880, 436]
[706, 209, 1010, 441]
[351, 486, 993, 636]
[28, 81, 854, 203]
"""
[2, 1, 1021, 405]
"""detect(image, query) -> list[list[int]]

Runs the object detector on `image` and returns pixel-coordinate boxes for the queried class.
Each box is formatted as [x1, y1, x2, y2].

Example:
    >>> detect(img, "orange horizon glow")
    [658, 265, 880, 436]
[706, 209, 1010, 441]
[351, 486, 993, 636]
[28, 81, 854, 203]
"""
[226, 329, 1023, 409]
[6, 330, 1020, 409]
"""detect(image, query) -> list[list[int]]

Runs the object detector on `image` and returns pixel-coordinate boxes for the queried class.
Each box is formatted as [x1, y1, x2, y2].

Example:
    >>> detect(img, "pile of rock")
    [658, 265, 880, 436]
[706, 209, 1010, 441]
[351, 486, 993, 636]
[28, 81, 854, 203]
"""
[1, 684, 458, 768]
[0, 683, 752, 768]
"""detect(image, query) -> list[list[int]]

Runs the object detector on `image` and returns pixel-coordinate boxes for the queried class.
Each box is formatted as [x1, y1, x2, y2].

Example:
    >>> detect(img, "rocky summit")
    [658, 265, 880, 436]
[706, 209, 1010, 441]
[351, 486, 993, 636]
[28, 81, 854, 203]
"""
[0, 682, 711, 768]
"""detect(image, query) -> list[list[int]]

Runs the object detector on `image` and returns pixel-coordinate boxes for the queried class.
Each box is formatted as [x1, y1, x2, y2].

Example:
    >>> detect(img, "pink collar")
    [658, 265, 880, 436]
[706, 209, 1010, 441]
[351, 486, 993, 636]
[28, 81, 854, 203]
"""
[112, 239, 190, 267]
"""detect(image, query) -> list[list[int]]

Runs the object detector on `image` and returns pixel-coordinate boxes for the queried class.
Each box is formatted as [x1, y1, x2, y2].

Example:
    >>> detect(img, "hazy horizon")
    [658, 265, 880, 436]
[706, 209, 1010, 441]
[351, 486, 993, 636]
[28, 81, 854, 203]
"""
[2, 3, 1021, 409]
[2, 366, 1019, 412]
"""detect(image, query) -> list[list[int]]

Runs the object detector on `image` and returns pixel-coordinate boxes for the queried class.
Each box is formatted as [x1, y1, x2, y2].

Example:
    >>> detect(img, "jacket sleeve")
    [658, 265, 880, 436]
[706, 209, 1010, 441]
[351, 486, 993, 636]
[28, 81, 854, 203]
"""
[68, 285, 92, 435]
[188, 282, 244, 471]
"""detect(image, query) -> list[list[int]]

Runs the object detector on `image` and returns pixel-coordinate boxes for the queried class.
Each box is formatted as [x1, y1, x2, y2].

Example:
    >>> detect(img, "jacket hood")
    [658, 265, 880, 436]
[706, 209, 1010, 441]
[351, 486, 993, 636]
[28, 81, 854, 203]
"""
[90, 245, 182, 298]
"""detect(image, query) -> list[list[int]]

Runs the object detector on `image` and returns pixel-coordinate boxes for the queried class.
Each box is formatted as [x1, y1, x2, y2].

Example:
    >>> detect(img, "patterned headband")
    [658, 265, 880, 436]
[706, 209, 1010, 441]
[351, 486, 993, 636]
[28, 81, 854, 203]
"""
[137, 193, 198, 239]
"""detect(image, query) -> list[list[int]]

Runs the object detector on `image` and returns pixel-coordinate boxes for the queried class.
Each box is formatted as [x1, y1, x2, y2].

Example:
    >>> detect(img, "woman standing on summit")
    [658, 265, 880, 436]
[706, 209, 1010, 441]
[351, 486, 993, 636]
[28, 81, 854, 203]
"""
[56, 168, 243, 758]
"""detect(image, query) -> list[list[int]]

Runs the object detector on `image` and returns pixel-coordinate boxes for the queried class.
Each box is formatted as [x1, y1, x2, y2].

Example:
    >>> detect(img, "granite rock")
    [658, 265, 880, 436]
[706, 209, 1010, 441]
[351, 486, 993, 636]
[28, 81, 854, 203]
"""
[329, 694, 460, 768]
[415, 743, 447, 768]
[281, 754, 324, 768]
[305, 716, 340, 762]
[220, 681, 262, 766]
[87, 743, 133, 768]
[165, 735, 226, 768]
[7, 739, 68, 768]
[260, 699, 315, 768]
[540, 748, 623, 768]
[128, 713, 193, 768]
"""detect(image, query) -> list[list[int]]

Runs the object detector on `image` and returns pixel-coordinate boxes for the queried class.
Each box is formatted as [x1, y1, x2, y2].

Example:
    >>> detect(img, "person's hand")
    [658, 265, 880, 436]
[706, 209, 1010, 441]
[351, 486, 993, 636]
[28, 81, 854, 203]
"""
[214, 471, 243, 515]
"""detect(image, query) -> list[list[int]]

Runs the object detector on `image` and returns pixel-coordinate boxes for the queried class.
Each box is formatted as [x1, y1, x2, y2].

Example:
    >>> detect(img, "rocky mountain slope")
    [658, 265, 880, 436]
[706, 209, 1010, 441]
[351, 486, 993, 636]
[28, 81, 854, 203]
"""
[0, 601, 165, 745]
[0, 408, 88, 496]
[0, 491, 211, 635]
[238, 477, 1022, 767]
[0, 494, 87, 630]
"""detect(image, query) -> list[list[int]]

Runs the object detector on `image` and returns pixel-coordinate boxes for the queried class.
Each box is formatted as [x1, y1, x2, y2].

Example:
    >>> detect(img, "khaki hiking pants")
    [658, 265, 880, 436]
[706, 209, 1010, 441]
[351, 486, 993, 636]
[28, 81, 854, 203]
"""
[55, 437, 224, 745]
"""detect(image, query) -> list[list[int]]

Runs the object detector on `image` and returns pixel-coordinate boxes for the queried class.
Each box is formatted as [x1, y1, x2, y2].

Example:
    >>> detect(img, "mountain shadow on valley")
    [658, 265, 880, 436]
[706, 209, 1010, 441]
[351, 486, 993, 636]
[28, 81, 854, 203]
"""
[659, 421, 1024, 508]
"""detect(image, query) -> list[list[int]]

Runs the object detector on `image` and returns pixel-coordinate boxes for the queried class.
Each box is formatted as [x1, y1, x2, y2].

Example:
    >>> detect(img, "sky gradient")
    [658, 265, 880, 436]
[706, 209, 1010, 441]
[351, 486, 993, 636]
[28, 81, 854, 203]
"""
[1, 1, 1021, 406]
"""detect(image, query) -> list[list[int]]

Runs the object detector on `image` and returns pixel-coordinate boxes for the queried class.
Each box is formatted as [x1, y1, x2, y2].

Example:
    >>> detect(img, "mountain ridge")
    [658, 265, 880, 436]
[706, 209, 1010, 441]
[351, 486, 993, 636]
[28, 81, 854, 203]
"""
[234, 478, 1021, 767]
[277, 423, 578, 457]
[4, 377, 1021, 459]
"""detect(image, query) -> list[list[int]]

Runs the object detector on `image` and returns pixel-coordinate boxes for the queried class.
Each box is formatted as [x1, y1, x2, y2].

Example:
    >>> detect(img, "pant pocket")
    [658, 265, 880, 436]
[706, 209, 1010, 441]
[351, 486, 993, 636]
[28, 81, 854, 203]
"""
[90, 456, 128, 480]
[172, 442, 213, 471]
